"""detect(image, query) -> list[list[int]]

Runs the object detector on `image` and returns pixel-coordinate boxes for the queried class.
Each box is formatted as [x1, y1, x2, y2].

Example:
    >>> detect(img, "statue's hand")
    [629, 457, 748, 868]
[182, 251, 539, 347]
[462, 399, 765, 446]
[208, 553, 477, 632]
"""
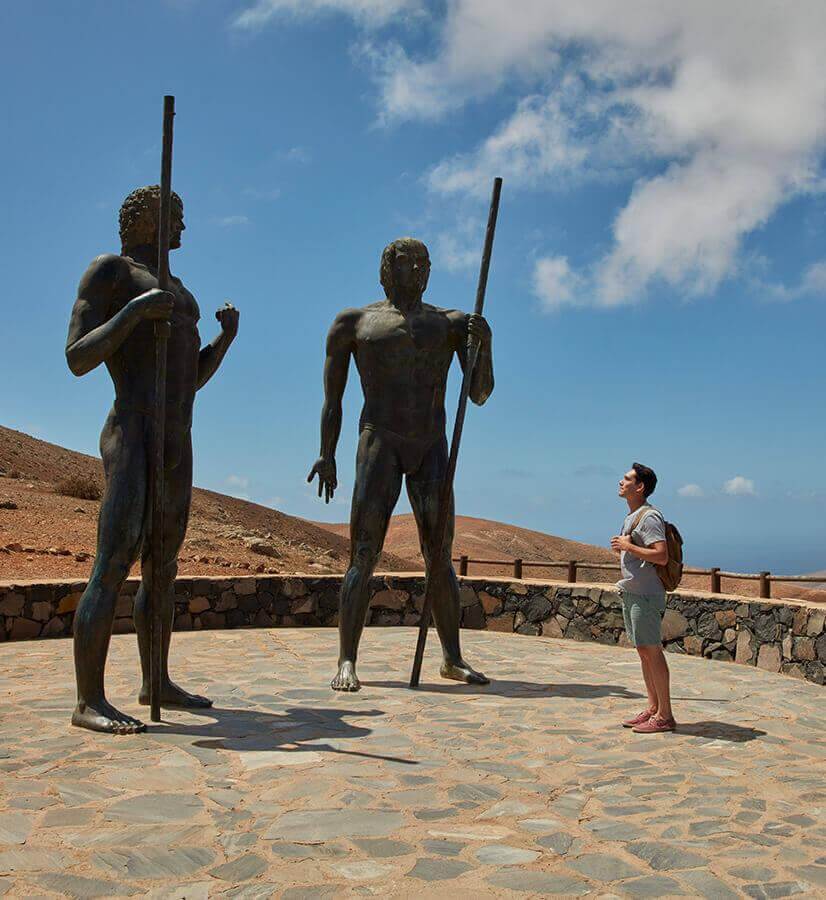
[307, 457, 337, 504]
[216, 302, 240, 338]
[131, 288, 174, 321]
[468, 313, 492, 347]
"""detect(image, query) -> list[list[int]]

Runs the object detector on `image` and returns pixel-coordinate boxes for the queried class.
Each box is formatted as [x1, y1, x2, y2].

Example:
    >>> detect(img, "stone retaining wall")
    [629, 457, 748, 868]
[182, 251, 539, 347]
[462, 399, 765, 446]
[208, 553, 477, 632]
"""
[1, 574, 823, 685]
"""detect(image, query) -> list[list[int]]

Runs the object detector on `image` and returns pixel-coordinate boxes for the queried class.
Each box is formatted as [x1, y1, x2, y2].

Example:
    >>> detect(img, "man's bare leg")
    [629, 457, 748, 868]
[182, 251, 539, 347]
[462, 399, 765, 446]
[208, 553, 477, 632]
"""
[638, 645, 673, 719]
[637, 649, 658, 712]
[135, 435, 211, 708]
[407, 440, 488, 685]
[72, 413, 146, 734]
[333, 428, 401, 691]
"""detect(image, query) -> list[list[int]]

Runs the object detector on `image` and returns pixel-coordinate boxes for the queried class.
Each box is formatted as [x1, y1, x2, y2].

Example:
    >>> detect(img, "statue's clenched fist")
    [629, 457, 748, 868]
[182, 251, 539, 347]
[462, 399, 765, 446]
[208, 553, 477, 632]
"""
[215, 302, 240, 338]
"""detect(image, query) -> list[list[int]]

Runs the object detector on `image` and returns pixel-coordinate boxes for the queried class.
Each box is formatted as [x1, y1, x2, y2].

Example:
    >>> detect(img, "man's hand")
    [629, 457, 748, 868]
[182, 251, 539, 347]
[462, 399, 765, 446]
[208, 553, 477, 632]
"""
[611, 535, 633, 553]
[307, 457, 337, 503]
[468, 313, 492, 347]
[131, 288, 174, 321]
[216, 302, 240, 338]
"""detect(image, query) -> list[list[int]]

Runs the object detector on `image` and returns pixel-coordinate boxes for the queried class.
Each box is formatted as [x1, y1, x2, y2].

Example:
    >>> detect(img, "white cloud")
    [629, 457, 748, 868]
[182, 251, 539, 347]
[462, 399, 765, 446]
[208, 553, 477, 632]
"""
[371, 2, 826, 306]
[723, 476, 756, 497]
[244, 187, 281, 201]
[677, 483, 705, 498]
[233, 0, 420, 30]
[213, 215, 250, 227]
[762, 258, 826, 302]
[532, 256, 585, 312]
[227, 474, 250, 489]
[283, 146, 311, 164]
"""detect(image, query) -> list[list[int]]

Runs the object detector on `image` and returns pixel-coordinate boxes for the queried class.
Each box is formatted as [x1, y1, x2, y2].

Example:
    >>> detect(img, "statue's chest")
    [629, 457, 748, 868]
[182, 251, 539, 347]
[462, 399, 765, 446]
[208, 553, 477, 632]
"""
[357, 312, 450, 373]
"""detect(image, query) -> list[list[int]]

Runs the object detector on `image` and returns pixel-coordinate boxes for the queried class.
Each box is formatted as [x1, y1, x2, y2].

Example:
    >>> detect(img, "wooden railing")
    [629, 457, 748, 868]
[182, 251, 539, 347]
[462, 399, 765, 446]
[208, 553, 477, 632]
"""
[452, 556, 825, 600]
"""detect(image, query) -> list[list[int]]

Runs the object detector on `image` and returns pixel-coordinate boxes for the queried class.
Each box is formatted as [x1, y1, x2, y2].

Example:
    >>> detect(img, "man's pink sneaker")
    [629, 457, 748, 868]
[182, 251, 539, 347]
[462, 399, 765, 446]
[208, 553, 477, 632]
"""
[632, 715, 677, 734]
[621, 709, 654, 728]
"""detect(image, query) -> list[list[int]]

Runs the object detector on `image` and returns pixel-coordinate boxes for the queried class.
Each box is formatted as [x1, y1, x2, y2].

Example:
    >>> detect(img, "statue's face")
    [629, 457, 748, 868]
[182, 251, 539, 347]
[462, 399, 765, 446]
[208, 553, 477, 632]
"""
[170, 203, 186, 249]
[392, 247, 429, 293]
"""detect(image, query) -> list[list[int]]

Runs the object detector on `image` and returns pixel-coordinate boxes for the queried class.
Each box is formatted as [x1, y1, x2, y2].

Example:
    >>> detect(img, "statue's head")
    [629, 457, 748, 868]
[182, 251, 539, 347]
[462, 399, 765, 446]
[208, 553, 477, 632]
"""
[380, 237, 430, 298]
[119, 185, 185, 251]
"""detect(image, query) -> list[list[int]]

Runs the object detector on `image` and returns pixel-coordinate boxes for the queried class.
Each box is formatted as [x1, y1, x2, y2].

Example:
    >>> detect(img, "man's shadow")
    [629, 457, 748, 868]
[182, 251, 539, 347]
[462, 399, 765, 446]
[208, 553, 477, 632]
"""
[362, 679, 644, 700]
[150, 704, 417, 765]
[674, 721, 766, 743]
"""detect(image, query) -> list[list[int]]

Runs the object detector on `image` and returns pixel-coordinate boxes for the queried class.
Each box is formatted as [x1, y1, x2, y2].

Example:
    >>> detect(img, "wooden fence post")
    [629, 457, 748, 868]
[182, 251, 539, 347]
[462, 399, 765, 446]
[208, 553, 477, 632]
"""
[710, 567, 721, 593]
[459, 555, 468, 576]
[567, 561, 577, 584]
[759, 571, 771, 599]
[513, 558, 523, 579]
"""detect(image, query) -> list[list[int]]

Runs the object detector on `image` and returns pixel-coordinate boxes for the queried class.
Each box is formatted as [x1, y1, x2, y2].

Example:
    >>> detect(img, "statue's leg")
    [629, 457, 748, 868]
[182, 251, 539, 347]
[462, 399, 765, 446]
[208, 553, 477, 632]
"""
[406, 437, 489, 685]
[136, 433, 210, 708]
[332, 428, 402, 692]
[72, 412, 148, 734]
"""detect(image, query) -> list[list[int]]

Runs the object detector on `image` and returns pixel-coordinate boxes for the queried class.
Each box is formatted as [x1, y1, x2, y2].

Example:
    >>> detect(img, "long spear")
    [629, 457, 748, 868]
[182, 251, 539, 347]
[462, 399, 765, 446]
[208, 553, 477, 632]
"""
[410, 176, 503, 688]
[150, 95, 175, 722]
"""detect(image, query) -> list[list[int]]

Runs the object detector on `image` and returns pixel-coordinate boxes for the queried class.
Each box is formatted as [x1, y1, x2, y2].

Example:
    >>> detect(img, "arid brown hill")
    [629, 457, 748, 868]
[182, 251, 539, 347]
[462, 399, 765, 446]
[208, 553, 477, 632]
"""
[319, 513, 618, 584]
[319, 513, 825, 603]
[0, 425, 412, 580]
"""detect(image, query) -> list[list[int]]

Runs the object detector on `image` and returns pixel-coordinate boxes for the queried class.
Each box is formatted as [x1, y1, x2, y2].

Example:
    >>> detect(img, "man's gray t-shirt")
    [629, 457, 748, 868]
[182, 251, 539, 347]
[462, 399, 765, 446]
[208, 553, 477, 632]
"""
[617, 506, 667, 598]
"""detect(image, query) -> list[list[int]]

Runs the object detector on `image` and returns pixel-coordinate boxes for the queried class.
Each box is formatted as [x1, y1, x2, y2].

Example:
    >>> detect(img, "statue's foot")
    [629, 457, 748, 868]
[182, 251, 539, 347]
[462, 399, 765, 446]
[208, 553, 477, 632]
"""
[72, 700, 146, 735]
[440, 660, 490, 685]
[331, 660, 361, 692]
[138, 680, 213, 709]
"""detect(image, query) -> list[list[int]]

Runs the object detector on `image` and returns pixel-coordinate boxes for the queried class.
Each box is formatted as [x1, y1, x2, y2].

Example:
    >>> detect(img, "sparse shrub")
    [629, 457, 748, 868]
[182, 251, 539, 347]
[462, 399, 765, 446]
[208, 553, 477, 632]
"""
[57, 474, 101, 501]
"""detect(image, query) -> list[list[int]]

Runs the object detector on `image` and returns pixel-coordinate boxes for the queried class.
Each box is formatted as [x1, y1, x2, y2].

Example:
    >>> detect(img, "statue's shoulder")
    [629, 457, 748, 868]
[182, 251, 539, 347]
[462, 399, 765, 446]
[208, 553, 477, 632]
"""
[424, 303, 465, 325]
[78, 253, 131, 298]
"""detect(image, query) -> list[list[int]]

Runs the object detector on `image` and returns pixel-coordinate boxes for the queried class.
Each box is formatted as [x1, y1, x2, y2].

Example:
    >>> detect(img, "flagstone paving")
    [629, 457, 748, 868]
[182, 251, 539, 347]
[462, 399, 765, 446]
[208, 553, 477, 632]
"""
[0, 627, 824, 898]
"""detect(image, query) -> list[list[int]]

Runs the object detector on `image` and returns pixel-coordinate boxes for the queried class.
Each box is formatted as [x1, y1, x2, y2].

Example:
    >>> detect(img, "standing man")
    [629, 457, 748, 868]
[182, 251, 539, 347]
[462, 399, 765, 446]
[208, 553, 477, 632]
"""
[308, 237, 493, 691]
[66, 185, 240, 733]
[611, 463, 675, 733]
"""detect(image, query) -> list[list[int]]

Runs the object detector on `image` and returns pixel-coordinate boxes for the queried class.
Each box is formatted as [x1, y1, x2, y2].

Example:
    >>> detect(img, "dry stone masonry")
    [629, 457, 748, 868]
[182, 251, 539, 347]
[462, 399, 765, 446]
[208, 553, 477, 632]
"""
[1, 574, 823, 685]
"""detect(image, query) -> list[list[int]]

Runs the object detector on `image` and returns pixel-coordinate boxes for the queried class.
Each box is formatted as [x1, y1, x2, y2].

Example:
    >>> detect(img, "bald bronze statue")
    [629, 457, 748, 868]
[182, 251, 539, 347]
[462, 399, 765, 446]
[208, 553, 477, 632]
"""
[66, 186, 239, 733]
[308, 238, 494, 691]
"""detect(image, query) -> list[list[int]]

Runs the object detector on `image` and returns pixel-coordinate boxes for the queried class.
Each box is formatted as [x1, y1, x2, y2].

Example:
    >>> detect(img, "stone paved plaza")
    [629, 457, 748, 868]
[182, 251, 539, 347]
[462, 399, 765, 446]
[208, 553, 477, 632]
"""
[0, 628, 824, 898]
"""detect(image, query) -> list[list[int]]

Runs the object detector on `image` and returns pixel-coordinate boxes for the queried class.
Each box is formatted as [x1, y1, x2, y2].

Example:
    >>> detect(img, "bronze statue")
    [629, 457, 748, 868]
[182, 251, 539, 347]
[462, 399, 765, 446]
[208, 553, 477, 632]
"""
[308, 237, 494, 691]
[66, 186, 239, 733]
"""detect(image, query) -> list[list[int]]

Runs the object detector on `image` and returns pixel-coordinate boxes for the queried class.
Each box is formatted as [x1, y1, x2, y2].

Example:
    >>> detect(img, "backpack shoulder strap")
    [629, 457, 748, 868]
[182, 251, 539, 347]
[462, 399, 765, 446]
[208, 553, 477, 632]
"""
[629, 504, 653, 533]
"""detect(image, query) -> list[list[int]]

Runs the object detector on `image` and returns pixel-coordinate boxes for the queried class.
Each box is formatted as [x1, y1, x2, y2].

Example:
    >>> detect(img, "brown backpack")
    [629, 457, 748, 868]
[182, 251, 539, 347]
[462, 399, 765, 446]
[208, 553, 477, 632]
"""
[630, 506, 684, 592]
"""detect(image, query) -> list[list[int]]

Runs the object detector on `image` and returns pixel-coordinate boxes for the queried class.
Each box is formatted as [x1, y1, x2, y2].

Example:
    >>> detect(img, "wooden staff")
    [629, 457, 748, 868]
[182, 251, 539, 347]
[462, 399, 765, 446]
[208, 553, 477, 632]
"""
[150, 95, 175, 722]
[409, 176, 503, 688]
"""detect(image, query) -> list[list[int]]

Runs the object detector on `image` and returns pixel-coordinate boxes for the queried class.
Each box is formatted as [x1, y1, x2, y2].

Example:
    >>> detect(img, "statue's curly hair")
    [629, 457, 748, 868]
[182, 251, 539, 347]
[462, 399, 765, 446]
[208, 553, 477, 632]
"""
[379, 237, 430, 297]
[118, 185, 183, 248]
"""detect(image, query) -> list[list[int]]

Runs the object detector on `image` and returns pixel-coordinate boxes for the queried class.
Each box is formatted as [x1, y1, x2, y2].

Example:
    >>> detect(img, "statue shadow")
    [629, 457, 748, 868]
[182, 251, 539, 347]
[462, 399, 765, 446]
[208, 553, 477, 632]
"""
[150, 704, 417, 765]
[675, 721, 767, 743]
[361, 679, 644, 700]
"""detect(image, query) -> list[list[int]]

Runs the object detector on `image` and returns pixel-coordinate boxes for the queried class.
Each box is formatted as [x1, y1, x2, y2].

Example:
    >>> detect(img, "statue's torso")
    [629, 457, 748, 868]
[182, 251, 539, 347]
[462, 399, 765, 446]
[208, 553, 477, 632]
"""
[353, 302, 459, 438]
[106, 258, 201, 431]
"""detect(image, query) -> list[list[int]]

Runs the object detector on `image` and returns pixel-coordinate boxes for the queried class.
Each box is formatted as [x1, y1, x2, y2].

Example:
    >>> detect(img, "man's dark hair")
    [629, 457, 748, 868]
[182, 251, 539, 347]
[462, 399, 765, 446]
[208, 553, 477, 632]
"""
[632, 462, 657, 497]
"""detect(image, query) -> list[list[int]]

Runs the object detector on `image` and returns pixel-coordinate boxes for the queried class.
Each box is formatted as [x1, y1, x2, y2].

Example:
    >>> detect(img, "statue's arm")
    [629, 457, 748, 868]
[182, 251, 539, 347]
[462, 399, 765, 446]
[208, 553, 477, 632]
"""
[319, 311, 355, 460]
[307, 310, 355, 503]
[65, 255, 171, 376]
[197, 302, 239, 390]
[452, 311, 494, 405]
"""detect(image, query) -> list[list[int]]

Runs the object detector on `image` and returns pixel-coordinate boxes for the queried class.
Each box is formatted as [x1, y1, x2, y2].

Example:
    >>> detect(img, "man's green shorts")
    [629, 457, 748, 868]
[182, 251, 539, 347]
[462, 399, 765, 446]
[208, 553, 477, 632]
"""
[619, 588, 666, 647]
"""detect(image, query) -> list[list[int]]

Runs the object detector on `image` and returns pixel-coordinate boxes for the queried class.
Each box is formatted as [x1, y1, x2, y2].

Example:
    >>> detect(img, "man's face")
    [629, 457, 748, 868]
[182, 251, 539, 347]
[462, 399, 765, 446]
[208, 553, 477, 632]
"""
[392, 248, 429, 292]
[618, 469, 643, 499]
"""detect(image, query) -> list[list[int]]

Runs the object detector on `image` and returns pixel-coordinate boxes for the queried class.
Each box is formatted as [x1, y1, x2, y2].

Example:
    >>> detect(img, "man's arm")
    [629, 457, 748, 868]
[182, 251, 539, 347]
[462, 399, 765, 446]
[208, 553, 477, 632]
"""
[197, 302, 239, 390]
[66, 255, 172, 376]
[611, 537, 668, 566]
[452, 311, 494, 405]
[307, 310, 355, 503]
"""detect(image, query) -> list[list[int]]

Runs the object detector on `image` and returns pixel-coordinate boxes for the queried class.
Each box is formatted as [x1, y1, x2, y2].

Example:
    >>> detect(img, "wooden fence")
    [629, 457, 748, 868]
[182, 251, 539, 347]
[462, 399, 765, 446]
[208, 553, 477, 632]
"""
[452, 556, 824, 600]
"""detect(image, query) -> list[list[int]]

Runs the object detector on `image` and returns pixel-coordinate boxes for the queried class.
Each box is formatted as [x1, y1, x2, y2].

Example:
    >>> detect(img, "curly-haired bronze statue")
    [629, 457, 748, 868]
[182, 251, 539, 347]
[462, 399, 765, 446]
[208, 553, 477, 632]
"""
[308, 237, 494, 691]
[65, 186, 240, 733]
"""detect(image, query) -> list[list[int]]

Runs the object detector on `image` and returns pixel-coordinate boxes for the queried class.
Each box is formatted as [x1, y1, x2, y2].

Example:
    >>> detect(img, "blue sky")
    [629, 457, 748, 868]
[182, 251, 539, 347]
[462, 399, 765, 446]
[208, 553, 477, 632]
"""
[2, 1, 825, 573]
